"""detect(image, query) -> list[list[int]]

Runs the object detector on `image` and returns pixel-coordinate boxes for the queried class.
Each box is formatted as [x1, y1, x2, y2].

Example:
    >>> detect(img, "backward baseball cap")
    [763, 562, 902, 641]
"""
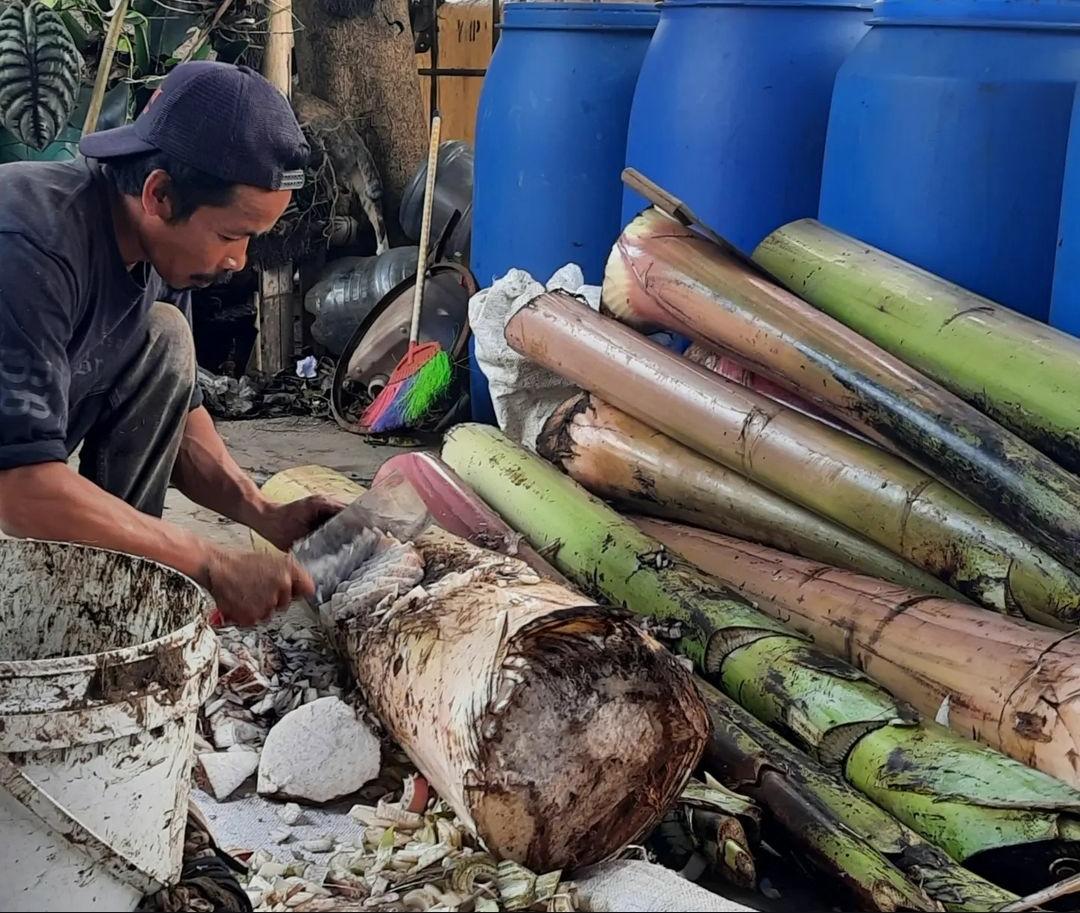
[80, 61, 309, 191]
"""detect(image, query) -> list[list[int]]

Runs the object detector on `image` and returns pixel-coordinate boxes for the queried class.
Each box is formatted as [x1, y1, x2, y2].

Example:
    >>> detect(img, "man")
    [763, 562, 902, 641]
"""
[0, 61, 341, 625]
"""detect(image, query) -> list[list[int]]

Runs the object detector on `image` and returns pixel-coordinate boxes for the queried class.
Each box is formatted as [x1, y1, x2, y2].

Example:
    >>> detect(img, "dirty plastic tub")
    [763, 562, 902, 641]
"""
[622, 0, 871, 255]
[0, 541, 218, 912]
[470, 0, 658, 423]
[819, 0, 1080, 321]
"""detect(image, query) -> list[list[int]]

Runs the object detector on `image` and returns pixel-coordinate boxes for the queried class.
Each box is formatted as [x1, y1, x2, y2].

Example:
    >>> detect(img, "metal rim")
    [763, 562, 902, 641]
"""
[331, 261, 478, 434]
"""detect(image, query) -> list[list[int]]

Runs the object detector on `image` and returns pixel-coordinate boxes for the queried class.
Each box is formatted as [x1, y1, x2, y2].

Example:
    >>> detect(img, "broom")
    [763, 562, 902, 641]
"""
[360, 112, 451, 432]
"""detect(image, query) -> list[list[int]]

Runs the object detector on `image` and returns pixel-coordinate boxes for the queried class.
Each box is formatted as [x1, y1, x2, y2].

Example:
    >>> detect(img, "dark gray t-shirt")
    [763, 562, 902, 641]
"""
[0, 156, 200, 471]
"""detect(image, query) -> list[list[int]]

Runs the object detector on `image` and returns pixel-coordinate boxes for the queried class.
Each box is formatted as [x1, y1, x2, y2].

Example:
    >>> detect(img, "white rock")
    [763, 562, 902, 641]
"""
[258, 862, 288, 880]
[278, 802, 305, 825]
[197, 750, 260, 800]
[271, 828, 293, 844]
[257, 697, 381, 803]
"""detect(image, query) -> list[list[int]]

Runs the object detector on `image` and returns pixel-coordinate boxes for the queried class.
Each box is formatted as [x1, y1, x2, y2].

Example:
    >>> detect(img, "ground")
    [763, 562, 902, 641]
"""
[165, 416, 419, 547]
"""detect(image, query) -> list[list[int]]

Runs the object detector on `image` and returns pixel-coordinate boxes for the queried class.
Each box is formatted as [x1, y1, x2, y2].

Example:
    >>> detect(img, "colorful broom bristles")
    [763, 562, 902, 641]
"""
[361, 341, 452, 432]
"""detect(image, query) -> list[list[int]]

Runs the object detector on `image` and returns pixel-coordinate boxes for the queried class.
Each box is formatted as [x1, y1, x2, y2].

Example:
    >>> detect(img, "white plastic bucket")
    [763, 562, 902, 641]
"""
[0, 540, 218, 912]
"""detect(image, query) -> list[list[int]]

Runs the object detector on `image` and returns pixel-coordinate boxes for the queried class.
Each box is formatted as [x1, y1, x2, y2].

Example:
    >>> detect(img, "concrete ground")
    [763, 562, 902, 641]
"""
[164, 416, 418, 548]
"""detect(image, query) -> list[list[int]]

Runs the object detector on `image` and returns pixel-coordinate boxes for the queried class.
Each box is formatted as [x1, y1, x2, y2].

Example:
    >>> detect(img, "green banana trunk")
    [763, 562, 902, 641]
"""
[753, 220, 1080, 475]
[604, 209, 1080, 576]
[443, 424, 1080, 896]
[698, 679, 1017, 912]
[539, 393, 963, 599]
[507, 292, 1080, 628]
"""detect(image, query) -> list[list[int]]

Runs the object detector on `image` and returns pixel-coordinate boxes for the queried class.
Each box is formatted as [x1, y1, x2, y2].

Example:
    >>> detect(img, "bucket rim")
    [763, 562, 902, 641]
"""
[0, 538, 212, 675]
[870, 0, 1080, 27]
[499, 2, 661, 30]
[0, 621, 218, 750]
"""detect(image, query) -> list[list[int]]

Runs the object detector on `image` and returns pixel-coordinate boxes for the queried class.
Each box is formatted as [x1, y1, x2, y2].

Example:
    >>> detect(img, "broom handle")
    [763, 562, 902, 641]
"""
[410, 113, 443, 345]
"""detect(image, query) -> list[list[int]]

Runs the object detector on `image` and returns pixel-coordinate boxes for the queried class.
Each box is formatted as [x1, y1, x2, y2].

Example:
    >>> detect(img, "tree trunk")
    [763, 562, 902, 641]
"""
[293, 0, 427, 244]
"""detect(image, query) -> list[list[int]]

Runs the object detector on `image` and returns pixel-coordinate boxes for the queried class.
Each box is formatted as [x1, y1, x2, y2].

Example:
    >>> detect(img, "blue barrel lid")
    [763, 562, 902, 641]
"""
[500, 1, 660, 29]
[659, 0, 869, 8]
[872, 0, 1080, 26]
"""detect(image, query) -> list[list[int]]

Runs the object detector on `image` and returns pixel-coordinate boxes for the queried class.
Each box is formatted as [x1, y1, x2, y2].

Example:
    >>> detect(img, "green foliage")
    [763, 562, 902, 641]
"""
[0, 0, 257, 162]
[0, 0, 84, 149]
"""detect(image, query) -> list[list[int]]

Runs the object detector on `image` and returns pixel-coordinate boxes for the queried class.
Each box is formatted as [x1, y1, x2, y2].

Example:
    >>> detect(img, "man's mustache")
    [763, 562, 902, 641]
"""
[188, 270, 236, 288]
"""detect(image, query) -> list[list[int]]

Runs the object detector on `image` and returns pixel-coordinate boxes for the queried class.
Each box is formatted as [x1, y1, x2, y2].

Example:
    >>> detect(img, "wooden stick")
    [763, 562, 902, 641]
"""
[83, 0, 130, 136]
[1001, 871, 1080, 911]
[262, 0, 294, 97]
[620, 166, 775, 280]
[177, 0, 238, 66]
[409, 113, 442, 345]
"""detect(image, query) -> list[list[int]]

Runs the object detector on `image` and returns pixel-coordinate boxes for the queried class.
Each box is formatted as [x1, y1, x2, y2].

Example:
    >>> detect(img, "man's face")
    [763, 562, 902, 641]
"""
[139, 171, 292, 289]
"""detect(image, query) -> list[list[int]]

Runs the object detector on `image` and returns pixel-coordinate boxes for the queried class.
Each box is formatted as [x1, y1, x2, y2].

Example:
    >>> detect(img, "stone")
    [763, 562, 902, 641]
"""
[197, 750, 260, 800]
[257, 697, 381, 803]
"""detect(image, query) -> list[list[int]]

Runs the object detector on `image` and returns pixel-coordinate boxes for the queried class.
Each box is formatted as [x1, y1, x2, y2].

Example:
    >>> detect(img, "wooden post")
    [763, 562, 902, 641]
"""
[257, 0, 297, 375]
[263, 0, 294, 99]
[83, 0, 130, 136]
[256, 263, 296, 375]
[417, 0, 494, 144]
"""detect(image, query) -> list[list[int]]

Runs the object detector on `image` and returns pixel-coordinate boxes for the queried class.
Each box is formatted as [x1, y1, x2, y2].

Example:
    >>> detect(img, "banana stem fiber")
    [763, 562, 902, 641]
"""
[753, 219, 1080, 475]
[365, 450, 1010, 907]
[638, 517, 1080, 787]
[505, 292, 1080, 629]
[604, 209, 1080, 575]
[443, 424, 1080, 896]
[322, 523, 709, 871]
[539, 393, 960, 598]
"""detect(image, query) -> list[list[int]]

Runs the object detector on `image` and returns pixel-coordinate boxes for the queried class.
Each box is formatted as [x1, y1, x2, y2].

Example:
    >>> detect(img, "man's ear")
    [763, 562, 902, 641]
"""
[141, 169, 175, 221]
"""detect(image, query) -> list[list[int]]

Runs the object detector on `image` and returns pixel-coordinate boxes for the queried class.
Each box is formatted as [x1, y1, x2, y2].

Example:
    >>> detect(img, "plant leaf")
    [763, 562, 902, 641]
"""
[132, 17, 149, 70]
[0, 0, 84, 150]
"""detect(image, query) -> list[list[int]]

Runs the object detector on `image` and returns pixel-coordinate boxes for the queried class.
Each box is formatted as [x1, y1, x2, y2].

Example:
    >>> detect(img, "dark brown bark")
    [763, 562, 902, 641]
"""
[293, 0, 427, 244]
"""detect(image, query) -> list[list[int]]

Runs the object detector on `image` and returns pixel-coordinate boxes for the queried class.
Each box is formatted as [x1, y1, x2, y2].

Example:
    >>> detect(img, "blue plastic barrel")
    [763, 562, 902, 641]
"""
[469, 1, 658, 424]
[820, 0, 1080, 322]
[1051, 96, 1080, 336]
[622, 0, 870, 256]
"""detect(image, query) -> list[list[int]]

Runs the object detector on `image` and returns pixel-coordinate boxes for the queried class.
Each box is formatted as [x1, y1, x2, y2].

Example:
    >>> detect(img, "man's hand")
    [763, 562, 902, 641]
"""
[172, 408, 347, 552]
[204, 548, 315, 626]
[253, 495, 347, 551]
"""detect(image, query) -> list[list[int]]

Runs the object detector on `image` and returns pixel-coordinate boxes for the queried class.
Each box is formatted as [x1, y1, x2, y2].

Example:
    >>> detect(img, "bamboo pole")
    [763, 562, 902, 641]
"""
[262, 0, 293, 97]
[506, 291, 1080, 629]
[82, 0, 129, 136]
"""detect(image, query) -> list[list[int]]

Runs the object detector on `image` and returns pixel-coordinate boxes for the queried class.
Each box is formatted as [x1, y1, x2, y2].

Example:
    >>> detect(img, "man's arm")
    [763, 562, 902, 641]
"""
[173, 406, 343, 550]
[0, 461, 212, 578]
[0, 461, 313, 624]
